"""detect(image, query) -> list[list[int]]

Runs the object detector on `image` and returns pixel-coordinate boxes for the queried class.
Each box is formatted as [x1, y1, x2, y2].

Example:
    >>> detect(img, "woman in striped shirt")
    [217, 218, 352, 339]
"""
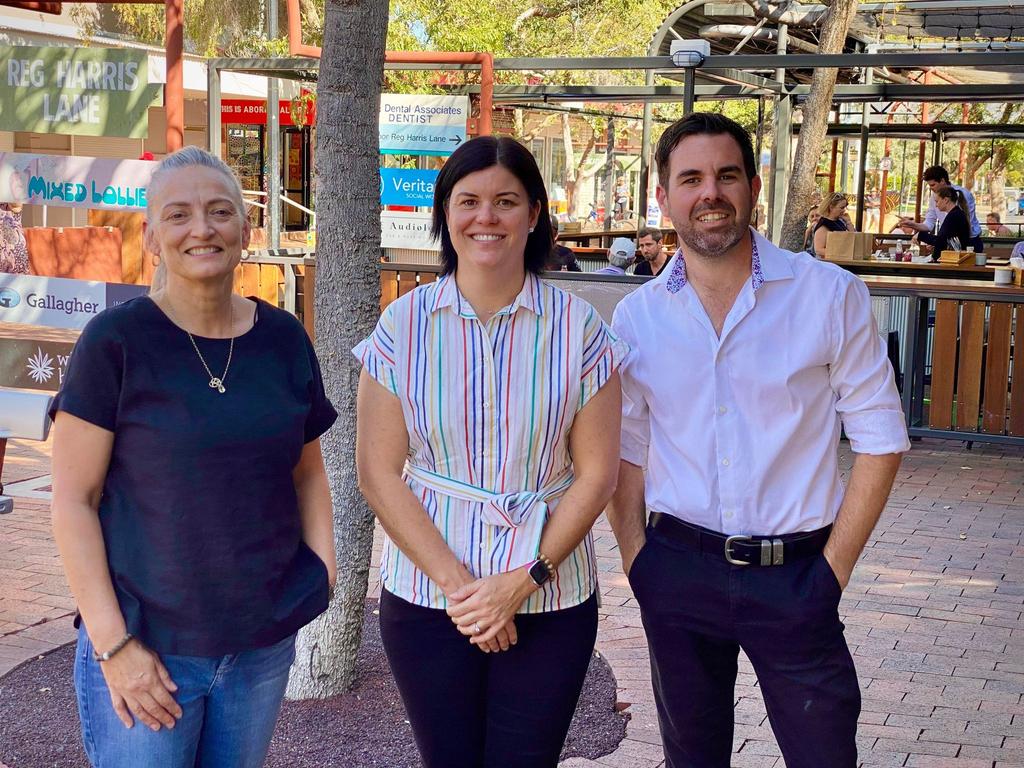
[355, 136, 625, 768]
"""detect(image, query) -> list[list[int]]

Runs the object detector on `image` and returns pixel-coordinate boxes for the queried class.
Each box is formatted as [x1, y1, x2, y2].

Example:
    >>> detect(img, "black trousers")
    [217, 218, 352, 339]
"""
[378, 588, 598, 768]
[629, 525, 861, 768]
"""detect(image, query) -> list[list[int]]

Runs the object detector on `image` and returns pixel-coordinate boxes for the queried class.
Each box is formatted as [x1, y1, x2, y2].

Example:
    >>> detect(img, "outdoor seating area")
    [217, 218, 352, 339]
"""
[4, 1, 1024, 767]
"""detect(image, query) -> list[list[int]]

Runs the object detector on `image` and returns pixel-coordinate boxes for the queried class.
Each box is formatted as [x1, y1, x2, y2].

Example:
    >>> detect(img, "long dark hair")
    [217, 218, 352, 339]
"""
[430, 136, 552, 275]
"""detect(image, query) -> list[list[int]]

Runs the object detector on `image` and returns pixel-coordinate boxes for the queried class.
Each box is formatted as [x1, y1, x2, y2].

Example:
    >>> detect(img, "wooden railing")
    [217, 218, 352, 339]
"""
[380, 264, 442, 311]
[863, 277, 1024, 445]
[928, 298, 1024, 437]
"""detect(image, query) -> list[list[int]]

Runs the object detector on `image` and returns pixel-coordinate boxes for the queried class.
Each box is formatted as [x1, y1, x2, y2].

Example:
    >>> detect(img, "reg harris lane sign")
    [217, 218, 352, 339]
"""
[379, 94, 468, 156]
[1, 46, 162, 138]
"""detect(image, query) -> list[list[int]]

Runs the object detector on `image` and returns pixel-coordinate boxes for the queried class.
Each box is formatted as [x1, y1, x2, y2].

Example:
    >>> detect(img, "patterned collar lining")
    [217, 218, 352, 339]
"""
[665, 237, 764, 294]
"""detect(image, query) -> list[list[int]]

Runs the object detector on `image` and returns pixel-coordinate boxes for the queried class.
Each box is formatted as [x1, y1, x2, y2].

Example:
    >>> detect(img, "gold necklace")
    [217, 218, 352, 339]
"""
[183, 303, 234, 394]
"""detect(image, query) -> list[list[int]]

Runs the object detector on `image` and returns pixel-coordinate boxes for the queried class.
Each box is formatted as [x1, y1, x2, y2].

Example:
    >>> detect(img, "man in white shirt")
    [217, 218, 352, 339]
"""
[899, 165, 983, 251]
[608, 113, 910, 768]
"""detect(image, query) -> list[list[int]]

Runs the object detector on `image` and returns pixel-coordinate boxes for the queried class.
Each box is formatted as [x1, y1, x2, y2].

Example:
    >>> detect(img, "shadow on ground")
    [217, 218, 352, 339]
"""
[0, 601, 628, 767]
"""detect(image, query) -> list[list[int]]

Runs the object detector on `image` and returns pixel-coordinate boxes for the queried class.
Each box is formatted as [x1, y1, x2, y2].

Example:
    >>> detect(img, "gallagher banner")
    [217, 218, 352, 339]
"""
[0, 152, 155, 211]
[0, 46, 162, 137]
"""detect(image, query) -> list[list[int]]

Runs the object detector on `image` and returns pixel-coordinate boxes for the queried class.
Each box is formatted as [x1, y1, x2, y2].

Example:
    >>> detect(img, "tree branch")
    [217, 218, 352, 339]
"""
[740, 0, 825, 29]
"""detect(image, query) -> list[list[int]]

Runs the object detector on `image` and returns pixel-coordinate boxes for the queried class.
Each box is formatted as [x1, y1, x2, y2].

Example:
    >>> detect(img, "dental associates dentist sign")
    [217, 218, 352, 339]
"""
[379, 94, 468, 157]
[1, 46, 162, 138]
[0, 152, 155, 212]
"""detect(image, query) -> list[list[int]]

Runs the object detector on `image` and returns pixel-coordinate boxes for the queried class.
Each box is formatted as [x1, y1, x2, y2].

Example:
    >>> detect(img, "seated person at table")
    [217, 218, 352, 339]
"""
[915, 186, 972, 262]
[595, 237, 634, 276]
[633, 227, 669, 277]
[545, 216, 582, 272]
[900, 165, 983, 251]
[812, 192, 856, 259]
[986, 212, 1013, 237]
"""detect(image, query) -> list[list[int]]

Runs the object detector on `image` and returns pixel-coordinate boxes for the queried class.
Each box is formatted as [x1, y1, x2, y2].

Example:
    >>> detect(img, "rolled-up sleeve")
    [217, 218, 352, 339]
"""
[611, 301, 650, 467]
[829, 275, 911, 455]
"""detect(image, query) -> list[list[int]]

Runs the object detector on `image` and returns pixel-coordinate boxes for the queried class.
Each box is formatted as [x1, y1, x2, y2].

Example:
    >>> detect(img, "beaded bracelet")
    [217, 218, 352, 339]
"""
[93, 633, 133, 663]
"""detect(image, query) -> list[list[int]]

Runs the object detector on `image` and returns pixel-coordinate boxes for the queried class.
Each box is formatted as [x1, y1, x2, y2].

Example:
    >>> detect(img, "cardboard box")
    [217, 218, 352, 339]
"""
[825, 231, 875, 260]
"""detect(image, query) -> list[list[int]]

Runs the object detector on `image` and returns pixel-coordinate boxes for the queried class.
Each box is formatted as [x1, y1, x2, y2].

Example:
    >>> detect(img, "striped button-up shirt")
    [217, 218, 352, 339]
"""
[354, 272, 627, 613]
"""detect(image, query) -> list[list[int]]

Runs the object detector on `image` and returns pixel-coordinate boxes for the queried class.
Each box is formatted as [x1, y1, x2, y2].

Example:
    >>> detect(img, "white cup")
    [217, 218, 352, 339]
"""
[994, 268, 1013, 285]
[975, 253, 987, 266]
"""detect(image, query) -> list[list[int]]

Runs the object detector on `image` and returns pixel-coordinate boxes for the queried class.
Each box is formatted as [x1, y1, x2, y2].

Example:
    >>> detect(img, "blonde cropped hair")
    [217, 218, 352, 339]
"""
[816, 192, 848, 218]
[145, 146, 247, 293]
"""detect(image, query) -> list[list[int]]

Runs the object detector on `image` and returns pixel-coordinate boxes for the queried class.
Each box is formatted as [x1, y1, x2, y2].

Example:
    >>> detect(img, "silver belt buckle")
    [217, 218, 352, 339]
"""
[760, 538, 785, 566]
[724, 535, 752, 565]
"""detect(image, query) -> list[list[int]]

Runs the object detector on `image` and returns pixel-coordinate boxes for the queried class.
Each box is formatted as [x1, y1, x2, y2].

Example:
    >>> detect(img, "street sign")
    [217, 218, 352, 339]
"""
[0, 46, 161, 138]
[379, 94, 469, 156]
[380, 168, 438, 207]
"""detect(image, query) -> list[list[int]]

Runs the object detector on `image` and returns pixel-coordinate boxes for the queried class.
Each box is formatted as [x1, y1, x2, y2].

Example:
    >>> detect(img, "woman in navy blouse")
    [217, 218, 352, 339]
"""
[50, 147, 337, 768]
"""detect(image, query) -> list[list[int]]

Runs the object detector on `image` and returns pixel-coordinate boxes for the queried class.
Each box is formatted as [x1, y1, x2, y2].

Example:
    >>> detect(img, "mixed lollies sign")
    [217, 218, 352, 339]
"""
[0, 152, 155, 211]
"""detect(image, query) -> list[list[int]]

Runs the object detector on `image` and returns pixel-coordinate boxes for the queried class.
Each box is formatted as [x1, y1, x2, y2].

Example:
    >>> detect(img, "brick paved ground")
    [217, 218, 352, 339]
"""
[2, 436, 1022, 767]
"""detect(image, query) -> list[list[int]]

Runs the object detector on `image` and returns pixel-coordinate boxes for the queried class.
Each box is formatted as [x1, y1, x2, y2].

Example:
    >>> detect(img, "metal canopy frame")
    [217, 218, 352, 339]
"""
[206, 49, 1024, 244]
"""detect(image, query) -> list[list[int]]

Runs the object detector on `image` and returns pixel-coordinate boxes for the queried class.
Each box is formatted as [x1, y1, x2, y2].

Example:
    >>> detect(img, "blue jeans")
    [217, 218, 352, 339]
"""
[74, 627, 296, 768]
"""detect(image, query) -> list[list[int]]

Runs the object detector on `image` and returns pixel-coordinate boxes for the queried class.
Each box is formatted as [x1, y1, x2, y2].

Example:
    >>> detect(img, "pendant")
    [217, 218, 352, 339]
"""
[209, 377, 226, 394]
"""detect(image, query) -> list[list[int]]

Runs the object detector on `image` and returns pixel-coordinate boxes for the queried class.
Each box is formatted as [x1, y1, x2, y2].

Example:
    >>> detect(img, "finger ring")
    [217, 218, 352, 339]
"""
[472, 622, 482, 635]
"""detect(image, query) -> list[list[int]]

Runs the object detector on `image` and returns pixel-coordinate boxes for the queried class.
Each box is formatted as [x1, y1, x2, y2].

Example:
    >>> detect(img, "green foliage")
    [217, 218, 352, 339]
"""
[73, 0, 281, 57]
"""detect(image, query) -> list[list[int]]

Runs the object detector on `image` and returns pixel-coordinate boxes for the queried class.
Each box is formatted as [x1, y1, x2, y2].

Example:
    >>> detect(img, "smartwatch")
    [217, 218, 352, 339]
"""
[528, 558, 552, 587]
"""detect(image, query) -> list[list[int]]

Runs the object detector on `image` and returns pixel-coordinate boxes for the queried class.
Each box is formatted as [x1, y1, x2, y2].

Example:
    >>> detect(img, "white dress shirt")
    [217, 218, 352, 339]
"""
[923, 184, 982, 239]
[612, 229, 910, 536]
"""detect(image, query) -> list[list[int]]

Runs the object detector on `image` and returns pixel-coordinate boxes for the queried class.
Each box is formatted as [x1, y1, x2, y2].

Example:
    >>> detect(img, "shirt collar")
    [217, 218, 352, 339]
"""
[431, 272, 545, 318]
[664, 227, 792, 295]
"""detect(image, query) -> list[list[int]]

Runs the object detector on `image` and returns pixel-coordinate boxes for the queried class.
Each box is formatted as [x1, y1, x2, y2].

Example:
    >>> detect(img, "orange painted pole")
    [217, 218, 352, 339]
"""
[164, 0, 184, 152]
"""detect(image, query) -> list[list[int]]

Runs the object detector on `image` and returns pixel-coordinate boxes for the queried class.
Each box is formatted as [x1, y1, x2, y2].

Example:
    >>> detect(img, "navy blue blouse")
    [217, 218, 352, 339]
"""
[52, 296, 337, 656]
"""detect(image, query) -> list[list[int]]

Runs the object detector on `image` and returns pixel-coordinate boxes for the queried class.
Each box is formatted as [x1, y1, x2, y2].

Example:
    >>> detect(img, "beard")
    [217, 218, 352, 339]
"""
[676, 200, 751, 258]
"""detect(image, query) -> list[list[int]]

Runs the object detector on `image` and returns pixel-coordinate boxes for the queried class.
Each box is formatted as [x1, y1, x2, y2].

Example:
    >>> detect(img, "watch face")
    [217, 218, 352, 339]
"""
[529, 560, 551, 586]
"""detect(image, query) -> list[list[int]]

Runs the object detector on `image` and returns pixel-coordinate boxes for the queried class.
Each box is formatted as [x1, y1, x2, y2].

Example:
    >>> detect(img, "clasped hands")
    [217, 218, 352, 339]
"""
[445, 569, 535, 654]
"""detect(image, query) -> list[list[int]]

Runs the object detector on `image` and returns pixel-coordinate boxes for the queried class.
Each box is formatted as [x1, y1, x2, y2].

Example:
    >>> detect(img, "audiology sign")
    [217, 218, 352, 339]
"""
[381, 211, 439, 250]
[0, 152, 155, 211]
[379, 94, 468, 156]
[0, 273, 147, 331]
[0, 46, 162, 137]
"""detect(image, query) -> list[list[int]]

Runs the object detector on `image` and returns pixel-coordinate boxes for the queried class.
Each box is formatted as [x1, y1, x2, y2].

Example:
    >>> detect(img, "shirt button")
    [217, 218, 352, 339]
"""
[718, 405, 728, 415]
[724, 510, 734, 520]
[722, 458, 730, 467]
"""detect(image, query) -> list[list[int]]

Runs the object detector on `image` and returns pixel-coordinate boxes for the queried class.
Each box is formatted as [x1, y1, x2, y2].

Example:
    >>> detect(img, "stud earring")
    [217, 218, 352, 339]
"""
[528, 227, 535, 233]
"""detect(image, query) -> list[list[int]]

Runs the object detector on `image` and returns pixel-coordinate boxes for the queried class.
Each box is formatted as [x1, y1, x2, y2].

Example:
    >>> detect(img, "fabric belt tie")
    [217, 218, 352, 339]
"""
[404, 464, 574, 571]
[648, 511, 831, 567]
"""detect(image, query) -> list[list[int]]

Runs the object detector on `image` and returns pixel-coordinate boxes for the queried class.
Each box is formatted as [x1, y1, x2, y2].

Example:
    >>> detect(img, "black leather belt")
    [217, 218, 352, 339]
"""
[648, 512, 831, 567]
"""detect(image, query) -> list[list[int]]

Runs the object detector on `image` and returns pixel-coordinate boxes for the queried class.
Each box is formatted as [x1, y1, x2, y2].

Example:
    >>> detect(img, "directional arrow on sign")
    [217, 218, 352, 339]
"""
[449, 136, 462, 145]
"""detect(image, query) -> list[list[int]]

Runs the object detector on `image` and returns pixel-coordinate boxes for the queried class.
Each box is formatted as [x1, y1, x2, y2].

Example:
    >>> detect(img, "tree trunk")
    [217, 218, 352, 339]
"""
[286, 0, 390, 699]
[778, 0, 859, 252]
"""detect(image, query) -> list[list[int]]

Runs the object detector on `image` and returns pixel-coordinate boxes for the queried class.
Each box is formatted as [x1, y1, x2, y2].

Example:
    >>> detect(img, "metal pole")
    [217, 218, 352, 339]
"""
[164, 0, 184, 152]
[207, 62, 221, 157]
[267, 0, 282, 249]
[683, 68, 695, 113]
[639, 71, 654, 229]
[855, 65, 873, 232]
[768, 23, 789, 242]
[603, 118, 615, 234]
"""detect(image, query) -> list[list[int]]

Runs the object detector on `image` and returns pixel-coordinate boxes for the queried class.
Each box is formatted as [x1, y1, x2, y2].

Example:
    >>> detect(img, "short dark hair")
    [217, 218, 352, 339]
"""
[431, 136, 551, 276]
[987, 211, 1001, 222]
[637, 227, 662, 242]
[655, 113, 757, 189]
[923, 165, 950, 184]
